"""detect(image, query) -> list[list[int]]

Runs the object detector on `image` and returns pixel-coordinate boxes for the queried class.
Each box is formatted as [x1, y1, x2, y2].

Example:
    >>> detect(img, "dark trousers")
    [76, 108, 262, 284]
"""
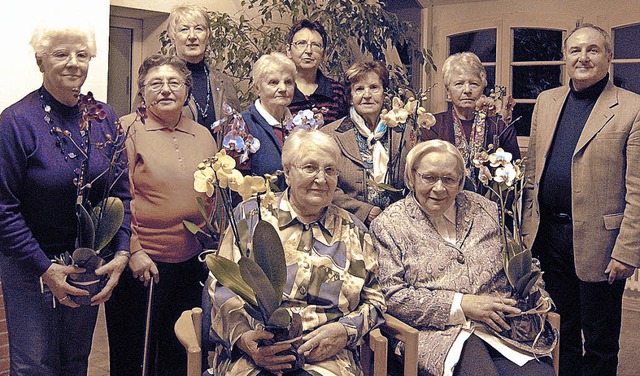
[453, 334, 554, 376]
[532, 216, 626, 376]
[0, 254, 98, 376]
[105, 255, 208, 376]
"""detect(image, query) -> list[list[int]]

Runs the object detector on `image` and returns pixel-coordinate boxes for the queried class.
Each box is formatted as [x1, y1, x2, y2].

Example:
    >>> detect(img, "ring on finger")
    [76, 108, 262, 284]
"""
[60, 295, 69, 302]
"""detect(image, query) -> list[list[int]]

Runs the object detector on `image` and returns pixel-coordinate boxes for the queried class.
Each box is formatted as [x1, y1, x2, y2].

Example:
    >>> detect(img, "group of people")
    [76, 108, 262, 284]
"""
[0, 2, 638, 376]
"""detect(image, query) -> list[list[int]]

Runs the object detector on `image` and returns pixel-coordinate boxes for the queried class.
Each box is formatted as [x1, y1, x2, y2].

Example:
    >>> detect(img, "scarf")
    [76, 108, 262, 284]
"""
[350, 106, 389, 184]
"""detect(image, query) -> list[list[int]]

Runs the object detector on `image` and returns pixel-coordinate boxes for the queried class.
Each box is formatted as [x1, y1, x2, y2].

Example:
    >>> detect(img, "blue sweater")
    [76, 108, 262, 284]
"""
[0, 87, 131, 277]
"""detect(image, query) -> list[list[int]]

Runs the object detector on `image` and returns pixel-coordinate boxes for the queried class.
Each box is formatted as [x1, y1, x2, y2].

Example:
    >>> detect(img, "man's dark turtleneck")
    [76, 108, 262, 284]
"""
[186, 59, 215, 128]
[539, 74, 609, 217]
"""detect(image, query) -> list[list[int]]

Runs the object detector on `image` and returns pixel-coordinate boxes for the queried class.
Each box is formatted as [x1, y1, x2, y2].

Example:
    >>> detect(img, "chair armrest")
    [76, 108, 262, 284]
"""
[175, 308, 202, 353]
[174, 308, 203, 376]
[378, 314, 419, 376]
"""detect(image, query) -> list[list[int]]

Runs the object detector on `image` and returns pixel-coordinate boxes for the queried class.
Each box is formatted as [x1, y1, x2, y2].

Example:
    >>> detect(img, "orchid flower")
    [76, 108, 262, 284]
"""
[381, 96, 409, 128]
[417, 107, 436, 129]
[489, 148, 513, 167]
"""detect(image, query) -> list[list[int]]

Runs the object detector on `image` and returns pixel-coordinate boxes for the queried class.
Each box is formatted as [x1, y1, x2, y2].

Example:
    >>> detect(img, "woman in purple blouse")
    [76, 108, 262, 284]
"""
[0, 20, 130, 375]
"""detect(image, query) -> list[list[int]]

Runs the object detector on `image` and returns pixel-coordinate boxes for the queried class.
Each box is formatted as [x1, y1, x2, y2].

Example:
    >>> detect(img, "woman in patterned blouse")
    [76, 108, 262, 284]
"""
[371, 140, 556, 376]
[207, 129, 386, 375]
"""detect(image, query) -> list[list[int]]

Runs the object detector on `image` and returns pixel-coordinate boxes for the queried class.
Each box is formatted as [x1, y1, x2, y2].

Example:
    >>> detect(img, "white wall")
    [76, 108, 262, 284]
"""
[0, 0, 110, 112]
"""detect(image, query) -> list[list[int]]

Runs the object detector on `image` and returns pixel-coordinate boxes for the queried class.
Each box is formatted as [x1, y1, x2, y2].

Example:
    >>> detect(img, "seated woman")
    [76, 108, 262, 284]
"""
[371, 140, 556, 376]
[241, 52, 296, 189]
[208, 129, 386, 375]
[420, 52, 520, 193]
[322, 61, 408, 225]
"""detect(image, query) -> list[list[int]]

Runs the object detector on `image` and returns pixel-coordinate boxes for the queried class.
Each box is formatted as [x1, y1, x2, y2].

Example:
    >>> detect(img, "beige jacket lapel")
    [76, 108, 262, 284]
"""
[574, 82, 618, 155]
[535, 87, 569, 181]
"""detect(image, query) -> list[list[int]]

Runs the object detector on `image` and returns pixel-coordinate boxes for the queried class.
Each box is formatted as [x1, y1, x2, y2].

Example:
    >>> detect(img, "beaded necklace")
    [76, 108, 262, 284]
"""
[191, 63, 212, 120]
[41, 90, 88, 162]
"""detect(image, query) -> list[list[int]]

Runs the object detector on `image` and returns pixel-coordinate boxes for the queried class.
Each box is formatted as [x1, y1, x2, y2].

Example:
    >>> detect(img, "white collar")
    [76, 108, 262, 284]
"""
[255, 99, 290, 127]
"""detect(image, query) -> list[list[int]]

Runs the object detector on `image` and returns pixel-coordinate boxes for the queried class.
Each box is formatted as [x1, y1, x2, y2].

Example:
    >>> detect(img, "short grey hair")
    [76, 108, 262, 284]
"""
[281, 129, 340, 170]
[30, 19, 96, 59]
[167, 3, 211, 42]
[442, 52, 487, 89]
[564, 23, 613, 56]
[404, 140, 465, 192]
[252, 52, 297, 87]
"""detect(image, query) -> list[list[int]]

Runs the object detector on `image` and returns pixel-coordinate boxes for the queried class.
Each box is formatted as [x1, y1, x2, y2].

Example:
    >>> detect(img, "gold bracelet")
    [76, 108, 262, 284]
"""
[114, 250, 131, 259]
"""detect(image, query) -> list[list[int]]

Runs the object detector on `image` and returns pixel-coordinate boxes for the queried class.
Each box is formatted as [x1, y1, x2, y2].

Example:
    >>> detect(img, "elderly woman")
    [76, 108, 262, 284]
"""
[0, 20, 130, 375]
[208, 129, 385, 375]
[322, 61, 408, 225]
[420, 52, 520, 192]
[105, 54, 217, 376]
[371, 140, 556, 376]
[167, 3, 240, 134]
[241, 52, 296, 188]
[286, 18, 348, 123]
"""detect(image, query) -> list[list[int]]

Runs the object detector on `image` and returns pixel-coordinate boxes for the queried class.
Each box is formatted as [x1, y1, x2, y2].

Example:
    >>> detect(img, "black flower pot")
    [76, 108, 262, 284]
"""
[66, 248, 107, 305]
[68, 271, 108, 305]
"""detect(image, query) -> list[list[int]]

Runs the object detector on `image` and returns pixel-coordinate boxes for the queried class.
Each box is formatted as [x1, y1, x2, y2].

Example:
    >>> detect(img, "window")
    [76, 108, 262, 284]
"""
[449, 29, 497, 95]
[612, 23, 640, 95]
[510, 28, 564, 136]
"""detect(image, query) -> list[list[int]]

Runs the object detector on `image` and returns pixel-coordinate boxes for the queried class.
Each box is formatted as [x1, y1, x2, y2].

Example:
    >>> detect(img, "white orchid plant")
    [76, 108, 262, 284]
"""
[188, 150, 305, 369]
[368, 88, 437, 200]
[474, 147, 555, 345]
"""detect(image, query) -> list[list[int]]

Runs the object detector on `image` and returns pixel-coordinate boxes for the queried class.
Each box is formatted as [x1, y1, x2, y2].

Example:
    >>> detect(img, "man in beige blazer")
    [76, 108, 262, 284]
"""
[522, 24, 640, 376]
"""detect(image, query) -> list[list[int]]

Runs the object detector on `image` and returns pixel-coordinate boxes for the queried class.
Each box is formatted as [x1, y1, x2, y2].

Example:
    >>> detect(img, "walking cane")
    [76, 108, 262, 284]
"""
[142, 278, 154, 376]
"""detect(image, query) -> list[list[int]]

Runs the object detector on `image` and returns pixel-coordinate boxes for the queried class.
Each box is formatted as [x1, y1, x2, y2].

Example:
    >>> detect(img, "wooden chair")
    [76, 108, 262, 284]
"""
[174, 307, 203, 376]
[547, 312, 561, 376]
[175, 309, 418, 376]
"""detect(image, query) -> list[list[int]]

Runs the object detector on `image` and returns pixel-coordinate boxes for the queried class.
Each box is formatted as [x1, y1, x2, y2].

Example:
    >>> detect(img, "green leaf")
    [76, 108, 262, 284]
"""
[251, 220, 287, 298]
[183, 220, 217, 250]
[239, 256, 280, 321]
[92, 197, 125, 253]
[76, 203, 95, 250]
[268, 306, 292, 328]
[205, 254, 258, 307]
[196, 196, 216, 235]
[505, 246, 532, 289]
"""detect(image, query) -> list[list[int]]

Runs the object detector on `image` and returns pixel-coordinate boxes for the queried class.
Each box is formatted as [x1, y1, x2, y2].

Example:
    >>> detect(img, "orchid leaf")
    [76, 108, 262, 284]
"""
[366, 179, 403, 192]
[183, 220, 218, 250]
[519, 270, 542, 298]
[239, 255, 280, 321]
[196, 196, 217, 235]
[76, 203, 95, 250]
[251, 220, 287, 300]
[92, 197, 124, 253]
[505, 245, 532, 289]
[268, 307, 292, 329]
[244, 303, 264, 322]
[205, 254, 258, 307]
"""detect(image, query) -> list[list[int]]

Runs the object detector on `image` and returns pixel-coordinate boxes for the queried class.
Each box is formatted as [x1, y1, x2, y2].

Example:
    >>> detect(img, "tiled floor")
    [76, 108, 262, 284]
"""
[88, 295, 640, 376]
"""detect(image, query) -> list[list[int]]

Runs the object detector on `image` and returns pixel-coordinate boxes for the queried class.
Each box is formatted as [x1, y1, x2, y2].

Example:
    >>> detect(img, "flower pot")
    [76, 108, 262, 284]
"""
[501, 292, 544, 342]
[67, 271, 107, 305]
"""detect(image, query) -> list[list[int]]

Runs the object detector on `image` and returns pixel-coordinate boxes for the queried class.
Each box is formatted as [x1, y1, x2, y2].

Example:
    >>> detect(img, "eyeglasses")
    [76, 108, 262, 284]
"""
[177, 25, 207, 36]
[291, 40, 324, 52]
[416, 172, 460, 188]
[47, 49, 91, 64]
[144, 80, 185, 93]
[295, 164, 339, 178]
